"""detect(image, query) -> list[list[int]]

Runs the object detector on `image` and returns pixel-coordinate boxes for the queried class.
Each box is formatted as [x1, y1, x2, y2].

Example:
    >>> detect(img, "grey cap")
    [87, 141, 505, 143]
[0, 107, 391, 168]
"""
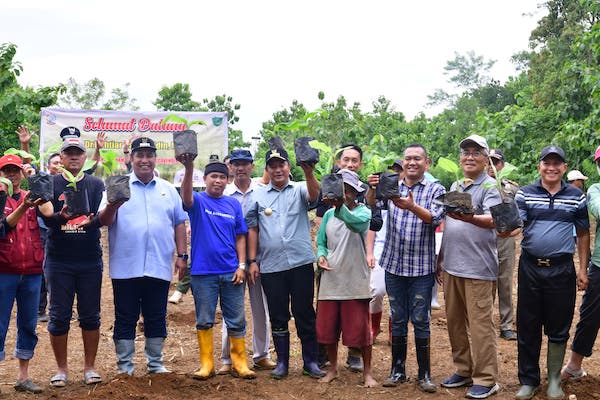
[60, 136, 86, 152]
[339, 168, 365, 193]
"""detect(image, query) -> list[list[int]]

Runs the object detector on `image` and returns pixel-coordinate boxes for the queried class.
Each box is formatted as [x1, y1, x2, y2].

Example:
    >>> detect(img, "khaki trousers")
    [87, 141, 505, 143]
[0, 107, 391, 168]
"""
[497, 236, 516, 331]
[443, 271, 498, 386]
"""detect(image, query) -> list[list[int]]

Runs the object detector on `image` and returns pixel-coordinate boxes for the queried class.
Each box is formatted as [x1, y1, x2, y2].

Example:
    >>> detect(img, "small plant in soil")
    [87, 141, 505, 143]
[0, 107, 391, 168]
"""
[162, 114, 206, 157]
[57, 166, 90, 216]
[305, 141, 352, 203]
[485, 161, 523, 233]
[434, 157, 473, 214]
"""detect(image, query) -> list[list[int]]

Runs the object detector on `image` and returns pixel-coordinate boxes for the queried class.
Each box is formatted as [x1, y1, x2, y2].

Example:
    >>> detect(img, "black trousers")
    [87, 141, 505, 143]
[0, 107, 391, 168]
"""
[517, 251, 576, 386]
[571, 264, 600, 357]
[261, 263, 316, 342]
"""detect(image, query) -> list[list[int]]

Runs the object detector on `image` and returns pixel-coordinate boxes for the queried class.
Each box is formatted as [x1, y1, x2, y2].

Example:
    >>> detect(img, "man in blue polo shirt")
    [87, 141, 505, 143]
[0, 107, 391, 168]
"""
[99, 137, 188, 376]
[245, 147, 323, 379]
[514, 145, 590, 400]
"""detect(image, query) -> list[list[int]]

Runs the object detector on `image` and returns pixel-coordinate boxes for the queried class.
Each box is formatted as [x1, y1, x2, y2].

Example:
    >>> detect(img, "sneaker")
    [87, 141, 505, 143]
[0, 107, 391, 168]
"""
[14, 379, 43, 393]
[440, 373, 473, 388]
[38, 313, 49, 323]
[465, 383, 500, 399]
[500, 330, 517, 341]
[168, 291, 184, 304]
[345, 355, 363, 373]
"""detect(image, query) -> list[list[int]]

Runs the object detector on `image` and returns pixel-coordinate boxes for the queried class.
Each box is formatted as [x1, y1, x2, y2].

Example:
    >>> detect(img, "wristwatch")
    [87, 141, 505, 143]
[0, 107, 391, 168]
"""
[247, 258, 257, 264]
[177, 253, 188, 261]
[238, 262, 247, 271]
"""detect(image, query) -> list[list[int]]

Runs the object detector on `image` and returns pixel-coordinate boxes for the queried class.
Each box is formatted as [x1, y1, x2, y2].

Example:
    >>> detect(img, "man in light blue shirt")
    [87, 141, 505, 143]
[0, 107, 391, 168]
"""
[99, 137, 188, 376]
[245, 147, 322, 379]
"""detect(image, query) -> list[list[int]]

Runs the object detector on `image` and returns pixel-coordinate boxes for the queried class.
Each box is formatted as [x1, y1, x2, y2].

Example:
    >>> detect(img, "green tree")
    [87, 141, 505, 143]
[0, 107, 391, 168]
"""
[154, 83, 201, 111]
[200, 94, 249, 149]
[0, 43, 64, 155]
[58, 77, 138, 110]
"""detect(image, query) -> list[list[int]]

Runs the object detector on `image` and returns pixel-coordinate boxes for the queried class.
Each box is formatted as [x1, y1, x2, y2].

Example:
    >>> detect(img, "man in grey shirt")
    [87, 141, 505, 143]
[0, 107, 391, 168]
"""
[438, 134, 502, 399]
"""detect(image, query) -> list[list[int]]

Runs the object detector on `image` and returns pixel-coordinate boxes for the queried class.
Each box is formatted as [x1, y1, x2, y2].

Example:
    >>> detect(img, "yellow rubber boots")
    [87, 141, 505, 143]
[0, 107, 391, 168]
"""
[193, 329, 215, 380]
[229, 337, 256, 379]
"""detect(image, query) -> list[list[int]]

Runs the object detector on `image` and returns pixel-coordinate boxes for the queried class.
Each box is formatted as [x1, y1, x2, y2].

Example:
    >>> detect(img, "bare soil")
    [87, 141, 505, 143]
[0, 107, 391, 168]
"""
[1, 228, 600, 400]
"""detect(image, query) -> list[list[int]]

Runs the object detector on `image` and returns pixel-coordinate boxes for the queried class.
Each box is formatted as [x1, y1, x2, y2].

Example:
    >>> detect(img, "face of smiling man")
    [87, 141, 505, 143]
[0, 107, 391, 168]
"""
[132, 148, 156, 183]
[538, 154, 567, 187]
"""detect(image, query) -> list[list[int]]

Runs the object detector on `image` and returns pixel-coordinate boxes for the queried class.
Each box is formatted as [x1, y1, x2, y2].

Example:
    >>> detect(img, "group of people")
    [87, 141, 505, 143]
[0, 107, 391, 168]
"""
[1, 127, 599, 400]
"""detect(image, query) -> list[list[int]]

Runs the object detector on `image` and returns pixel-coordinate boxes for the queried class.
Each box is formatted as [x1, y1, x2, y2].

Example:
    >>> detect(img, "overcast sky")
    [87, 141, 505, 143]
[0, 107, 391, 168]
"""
[1, 0, 544, 140]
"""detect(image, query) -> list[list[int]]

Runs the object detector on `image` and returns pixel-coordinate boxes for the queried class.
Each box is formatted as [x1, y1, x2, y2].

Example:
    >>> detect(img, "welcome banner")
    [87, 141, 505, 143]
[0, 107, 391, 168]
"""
[40, 108, 228, 178]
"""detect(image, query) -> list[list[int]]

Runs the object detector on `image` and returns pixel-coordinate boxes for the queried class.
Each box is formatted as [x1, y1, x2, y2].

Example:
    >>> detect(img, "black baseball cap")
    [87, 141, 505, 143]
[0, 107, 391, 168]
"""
[131, 137, 157, 152]
[265, 148, 289, 164]
[539, 145, 566, 162]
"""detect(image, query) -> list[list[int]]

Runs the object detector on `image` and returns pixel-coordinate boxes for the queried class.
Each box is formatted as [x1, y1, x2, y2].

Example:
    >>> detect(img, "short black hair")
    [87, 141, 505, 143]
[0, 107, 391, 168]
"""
[405, 143, 428, 158]
[337, 142, 363, 160]
[47, 153, 60, 165]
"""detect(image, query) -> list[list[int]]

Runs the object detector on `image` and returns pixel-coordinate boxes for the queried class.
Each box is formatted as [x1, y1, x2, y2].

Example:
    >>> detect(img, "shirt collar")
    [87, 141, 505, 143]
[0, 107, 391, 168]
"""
[131, 173, 156, 186]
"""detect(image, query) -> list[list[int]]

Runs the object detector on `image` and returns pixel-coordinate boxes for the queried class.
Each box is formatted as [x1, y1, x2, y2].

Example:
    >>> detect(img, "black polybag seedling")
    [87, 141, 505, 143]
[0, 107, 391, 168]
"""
[375, 172, 400, 200]
[294, 137, 319, 165]
[321, 173, 345, 203]
[64, 187, 90, 216]
[173, 130, 198, 157]
[106, 175, 131, 203]
[28, 172, 54, 202]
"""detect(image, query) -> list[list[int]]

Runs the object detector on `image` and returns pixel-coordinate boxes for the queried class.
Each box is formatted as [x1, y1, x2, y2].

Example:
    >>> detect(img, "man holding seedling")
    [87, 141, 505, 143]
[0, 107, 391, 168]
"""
[0, 154, 53, 393]
[42, 136, 105, 387]
[315, 142, 382, 372]
[245, 147, 324, 379]
[486, 149, 519, 342]
[99, 137, 188, 376]
[437, 134, 501, 399]
[514, 145, 590, 400]
[179, 154, 255, 380]
[366, 144, 445, 393]
[218, 148, 276, 374]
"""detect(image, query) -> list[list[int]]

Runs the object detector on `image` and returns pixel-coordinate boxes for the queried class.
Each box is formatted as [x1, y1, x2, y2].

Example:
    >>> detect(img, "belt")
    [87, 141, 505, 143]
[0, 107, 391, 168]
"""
[522, 250, 572, 267]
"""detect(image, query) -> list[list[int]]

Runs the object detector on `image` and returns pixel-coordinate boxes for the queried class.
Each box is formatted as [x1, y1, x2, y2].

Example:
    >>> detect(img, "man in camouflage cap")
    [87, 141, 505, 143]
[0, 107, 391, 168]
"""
[487, 149, 519, 341]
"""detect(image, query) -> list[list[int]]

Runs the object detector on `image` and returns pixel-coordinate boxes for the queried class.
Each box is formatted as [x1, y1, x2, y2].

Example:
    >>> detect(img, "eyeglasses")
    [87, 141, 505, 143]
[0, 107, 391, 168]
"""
[460, 150, 486, 158]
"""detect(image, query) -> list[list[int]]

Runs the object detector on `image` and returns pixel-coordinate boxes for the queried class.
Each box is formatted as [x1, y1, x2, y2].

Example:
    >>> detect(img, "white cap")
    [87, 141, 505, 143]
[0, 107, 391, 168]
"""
[567, 170, 588, 182]
[459, 134, 489, 151]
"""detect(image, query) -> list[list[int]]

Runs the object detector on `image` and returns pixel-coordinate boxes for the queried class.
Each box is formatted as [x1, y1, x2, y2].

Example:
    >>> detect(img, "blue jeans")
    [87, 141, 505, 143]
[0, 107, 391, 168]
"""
[45, 258, 103, 336]
[191, 273, 246, 337]
[385, 271, 434, 338]
[0, 273, 42, 360]
[112, 277, 170, 340]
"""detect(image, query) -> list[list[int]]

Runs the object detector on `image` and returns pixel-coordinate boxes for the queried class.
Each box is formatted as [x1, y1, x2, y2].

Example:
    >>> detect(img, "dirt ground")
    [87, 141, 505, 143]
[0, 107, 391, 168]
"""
[2, 228, 600, 400]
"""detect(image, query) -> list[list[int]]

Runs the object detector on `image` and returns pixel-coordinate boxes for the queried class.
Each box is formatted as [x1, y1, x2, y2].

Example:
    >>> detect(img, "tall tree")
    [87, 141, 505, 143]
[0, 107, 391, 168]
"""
[58, 77, 138, 110]
[154, 83, 201, 111]
[0, 43, 64, 154]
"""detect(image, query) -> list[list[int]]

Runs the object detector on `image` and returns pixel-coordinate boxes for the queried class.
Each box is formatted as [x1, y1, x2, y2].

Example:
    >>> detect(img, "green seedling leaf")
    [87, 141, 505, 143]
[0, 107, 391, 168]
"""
[0, 177, 14, 196]
[162, 114, 188, 125]
[4, 148, 38, 162]
[187, 120, 206, 127]
[437, 157, 460, 175]
[100, 149, 118, 175]
[57, 166, 85, 191]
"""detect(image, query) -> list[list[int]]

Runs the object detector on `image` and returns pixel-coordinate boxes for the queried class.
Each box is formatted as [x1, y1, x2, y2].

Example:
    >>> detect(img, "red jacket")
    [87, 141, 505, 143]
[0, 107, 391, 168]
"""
[0, 191, 44, 275]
